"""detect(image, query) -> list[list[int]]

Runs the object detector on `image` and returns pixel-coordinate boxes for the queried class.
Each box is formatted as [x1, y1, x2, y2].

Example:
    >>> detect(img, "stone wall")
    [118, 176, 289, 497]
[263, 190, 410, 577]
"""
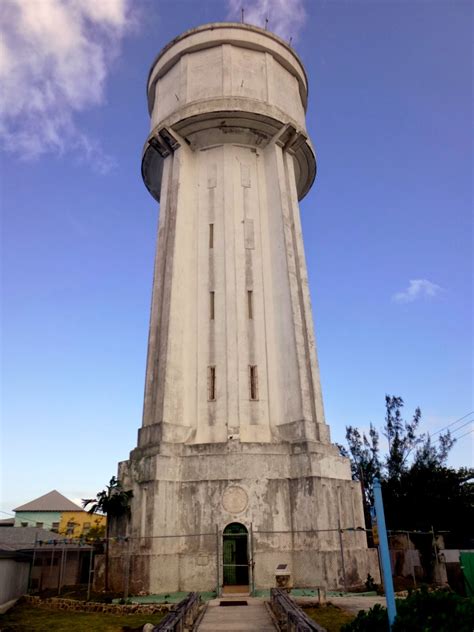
[22, 595, 172, 615]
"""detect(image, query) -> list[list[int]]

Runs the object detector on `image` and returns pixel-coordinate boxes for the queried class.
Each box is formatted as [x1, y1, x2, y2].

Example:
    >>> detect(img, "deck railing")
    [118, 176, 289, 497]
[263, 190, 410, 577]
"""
[270, 588, 326, 632]
[153, 592, 201, 631]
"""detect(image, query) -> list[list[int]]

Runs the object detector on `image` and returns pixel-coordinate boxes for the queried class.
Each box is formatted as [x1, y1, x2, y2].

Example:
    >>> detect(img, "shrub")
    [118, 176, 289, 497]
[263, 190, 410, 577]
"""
[393, 587, 474, 632]
[341, 604, 388, 632]
[341, 588, 474, 632]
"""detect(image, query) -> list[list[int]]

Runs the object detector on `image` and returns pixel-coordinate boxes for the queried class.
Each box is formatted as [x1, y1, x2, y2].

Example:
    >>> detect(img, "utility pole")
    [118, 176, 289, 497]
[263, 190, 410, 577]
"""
[373, 478, 396, 628]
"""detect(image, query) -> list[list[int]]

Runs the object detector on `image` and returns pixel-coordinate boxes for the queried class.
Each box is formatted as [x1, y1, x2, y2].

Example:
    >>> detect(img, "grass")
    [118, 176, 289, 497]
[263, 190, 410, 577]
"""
[304, 603, 355, 632]
[0, 603, 165, 632]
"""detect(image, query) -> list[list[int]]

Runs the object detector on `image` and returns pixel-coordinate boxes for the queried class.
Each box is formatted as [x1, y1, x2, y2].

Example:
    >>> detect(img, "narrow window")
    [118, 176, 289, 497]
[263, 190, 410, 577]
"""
[210, 291, 215, 320]
[209, 223, 214, 248]
[36, 522, 43, 528]
[208, 366, 216, 401]
[249, 365, 258, 400]
[247, 290, 253, 319]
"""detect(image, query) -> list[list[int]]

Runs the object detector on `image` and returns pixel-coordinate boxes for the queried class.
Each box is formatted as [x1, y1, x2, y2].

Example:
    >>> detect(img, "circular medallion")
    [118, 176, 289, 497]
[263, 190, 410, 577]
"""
[222, 485, 248, 514]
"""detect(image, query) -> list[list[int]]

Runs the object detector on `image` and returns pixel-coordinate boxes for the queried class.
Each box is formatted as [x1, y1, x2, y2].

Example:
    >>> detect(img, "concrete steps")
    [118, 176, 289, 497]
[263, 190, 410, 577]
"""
[196, 596, 277, 631]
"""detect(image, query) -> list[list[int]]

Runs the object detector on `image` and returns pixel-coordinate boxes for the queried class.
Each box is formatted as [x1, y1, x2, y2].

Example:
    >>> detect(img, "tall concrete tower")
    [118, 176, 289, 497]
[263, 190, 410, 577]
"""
[116, 23, 378, 593]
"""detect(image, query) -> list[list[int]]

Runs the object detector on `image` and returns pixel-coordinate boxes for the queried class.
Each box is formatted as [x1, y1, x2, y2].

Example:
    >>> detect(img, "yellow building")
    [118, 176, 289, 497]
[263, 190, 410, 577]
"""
[59, 511, 106, 538]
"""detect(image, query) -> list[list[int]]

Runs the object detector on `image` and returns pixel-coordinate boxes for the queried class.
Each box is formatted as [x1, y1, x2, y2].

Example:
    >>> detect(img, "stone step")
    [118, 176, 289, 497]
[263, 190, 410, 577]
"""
[197, 597, 277, 631]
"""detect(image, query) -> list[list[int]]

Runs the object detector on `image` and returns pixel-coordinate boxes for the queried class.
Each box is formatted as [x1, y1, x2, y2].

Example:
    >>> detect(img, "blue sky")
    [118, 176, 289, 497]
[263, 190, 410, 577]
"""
[1, 0, 472, 515]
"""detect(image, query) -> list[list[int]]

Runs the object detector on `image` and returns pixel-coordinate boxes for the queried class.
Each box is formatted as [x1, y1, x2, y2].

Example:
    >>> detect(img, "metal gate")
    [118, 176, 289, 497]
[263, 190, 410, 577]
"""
[222, 523, 250, 588]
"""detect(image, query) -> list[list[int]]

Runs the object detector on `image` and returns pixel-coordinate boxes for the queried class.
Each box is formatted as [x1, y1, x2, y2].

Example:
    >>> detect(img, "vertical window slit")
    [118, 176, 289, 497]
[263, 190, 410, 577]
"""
[208, 366, 216, 401]
[249, 365, 258, 401]
[209, 223, 214, 249]
[210, 291, 215, 320]
[247, 290, 253, 319]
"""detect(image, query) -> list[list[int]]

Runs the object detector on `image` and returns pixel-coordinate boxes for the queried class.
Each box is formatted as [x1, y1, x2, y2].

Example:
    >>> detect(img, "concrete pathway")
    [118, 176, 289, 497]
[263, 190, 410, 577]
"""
[197, 596, 276, 631]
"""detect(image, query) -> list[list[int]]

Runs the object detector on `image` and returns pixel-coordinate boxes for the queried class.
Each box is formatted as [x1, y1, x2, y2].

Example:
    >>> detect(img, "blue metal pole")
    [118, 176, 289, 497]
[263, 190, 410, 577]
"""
[373, 477, 397, 628]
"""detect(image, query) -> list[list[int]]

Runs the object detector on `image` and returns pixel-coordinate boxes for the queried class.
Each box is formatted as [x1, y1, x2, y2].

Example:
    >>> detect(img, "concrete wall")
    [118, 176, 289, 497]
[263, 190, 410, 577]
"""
[140, 138, 329, 447]
[150, 42, 305, 132]
[0, 559, 30, 606]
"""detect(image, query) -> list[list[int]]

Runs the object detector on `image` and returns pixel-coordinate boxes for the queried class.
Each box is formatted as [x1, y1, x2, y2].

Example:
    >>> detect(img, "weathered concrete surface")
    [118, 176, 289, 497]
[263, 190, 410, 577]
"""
[197, 597, 276, 631]
[114, 21, 379, 595]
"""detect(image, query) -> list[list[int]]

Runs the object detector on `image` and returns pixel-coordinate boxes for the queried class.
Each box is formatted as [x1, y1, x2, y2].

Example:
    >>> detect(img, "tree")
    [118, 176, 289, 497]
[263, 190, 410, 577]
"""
[337, 422, 381, 506]
[337, 396, 469, 544]
[82, 476, 133, 591]
[338, 396, 454, 489]
[384, 395, 423, 479]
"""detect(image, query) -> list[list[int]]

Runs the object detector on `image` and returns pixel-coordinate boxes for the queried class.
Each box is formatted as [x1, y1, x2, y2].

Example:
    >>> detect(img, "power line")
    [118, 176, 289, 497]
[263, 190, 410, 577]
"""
[449, 419, 473, 437]
[430, 411, 474, 437]
[453, 428, 474, 441]
[432, 418, 473, 444]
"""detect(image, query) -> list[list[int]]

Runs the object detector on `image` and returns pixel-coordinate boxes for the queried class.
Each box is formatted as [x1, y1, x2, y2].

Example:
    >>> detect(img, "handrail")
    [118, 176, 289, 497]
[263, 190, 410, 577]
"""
[153, 592, 201, 631]
[270, 588, 326, 632]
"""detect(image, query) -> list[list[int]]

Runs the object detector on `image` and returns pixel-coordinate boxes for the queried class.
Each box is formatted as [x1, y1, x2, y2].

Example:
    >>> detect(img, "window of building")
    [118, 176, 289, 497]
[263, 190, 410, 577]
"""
[209, 223, 214, 248]
[66, 521, 75, 535]
[21, 522, 28, 527]
[249, 365, 258, 400]
[210, 291, 215, 320]
[247, 290, 253, 319]
[82, 522, 91, 534]
[208, 366, 216, 401]
[35, 522, 43, 529]
[52, 522, 59, 533]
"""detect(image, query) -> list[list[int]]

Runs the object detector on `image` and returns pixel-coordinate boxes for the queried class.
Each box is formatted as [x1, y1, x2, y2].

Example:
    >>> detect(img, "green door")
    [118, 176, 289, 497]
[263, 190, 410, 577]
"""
[223, 523, 249, 586]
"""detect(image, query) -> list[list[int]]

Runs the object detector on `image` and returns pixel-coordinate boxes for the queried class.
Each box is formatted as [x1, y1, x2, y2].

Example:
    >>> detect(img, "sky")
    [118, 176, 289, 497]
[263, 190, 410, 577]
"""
[1, 0, 472, 516]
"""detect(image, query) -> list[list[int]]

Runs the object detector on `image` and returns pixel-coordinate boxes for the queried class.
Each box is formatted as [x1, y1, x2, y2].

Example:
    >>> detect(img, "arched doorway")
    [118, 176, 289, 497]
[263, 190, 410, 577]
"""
[223, 523, 249, 588]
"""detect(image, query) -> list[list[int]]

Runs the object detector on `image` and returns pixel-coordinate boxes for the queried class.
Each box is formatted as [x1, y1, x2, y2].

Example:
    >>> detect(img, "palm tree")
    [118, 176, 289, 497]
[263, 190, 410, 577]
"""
[82, 476, 133, 591]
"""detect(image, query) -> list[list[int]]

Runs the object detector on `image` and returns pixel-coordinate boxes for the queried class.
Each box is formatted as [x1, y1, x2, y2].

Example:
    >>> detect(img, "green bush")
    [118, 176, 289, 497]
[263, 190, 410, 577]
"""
[341, 604, 388, 632]
[341, 588, 474, 632]
[393, 587, 474, 632]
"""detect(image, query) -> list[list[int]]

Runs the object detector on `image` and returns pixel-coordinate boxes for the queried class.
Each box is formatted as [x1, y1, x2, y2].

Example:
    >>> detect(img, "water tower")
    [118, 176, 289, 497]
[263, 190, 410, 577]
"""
[115, 22, 378, 594]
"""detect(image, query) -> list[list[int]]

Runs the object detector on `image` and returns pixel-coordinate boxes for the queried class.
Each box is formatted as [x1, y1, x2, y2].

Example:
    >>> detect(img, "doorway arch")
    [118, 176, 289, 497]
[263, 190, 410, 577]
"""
[223, 523, 249, 587]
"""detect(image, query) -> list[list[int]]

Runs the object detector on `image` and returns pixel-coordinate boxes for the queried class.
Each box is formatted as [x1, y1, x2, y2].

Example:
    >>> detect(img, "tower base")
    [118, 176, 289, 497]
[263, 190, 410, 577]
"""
[109, 440, 380, 593]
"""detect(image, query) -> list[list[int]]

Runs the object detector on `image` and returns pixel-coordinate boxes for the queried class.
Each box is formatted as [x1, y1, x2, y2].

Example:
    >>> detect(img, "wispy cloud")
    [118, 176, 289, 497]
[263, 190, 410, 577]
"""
[392, 279, 444, 304]
[227, 0, 307, 42]
[0, 0, 136, 174]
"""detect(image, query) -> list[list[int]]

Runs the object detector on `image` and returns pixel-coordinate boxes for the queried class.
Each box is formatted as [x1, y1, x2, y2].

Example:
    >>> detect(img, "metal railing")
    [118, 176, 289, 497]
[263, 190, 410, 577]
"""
[270, 588, 326, 632]
[153, 592, 200, 631]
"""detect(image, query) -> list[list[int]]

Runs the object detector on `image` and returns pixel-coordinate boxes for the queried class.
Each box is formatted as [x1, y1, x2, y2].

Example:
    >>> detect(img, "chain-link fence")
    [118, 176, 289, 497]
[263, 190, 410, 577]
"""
[21, 525, 468, 598]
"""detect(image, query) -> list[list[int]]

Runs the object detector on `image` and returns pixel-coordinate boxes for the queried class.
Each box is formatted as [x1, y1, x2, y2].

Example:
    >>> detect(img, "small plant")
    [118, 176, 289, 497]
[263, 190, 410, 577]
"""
[365, 573, 378, 592]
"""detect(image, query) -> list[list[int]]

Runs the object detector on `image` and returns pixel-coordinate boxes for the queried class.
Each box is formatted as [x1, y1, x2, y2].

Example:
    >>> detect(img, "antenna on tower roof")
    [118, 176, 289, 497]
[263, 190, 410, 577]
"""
[265, 17, 269, 30]
[289, 36, 293, 46]
[241, 8, 244, 23]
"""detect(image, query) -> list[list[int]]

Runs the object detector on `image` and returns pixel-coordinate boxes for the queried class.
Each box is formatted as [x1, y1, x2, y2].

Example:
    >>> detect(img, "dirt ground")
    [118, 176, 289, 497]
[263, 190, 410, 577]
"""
[296, 594, 387, 614]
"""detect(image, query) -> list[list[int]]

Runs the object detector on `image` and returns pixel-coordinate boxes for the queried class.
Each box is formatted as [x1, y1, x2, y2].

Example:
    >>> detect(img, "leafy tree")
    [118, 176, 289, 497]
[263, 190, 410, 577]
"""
[83, 476, 133, 591]
[383, 464, 474, 547]
[338, 396, 454, 488]
[337, 396, 470, 545]
[384, 395, 422, 479]
[337, 422, 381, 506]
